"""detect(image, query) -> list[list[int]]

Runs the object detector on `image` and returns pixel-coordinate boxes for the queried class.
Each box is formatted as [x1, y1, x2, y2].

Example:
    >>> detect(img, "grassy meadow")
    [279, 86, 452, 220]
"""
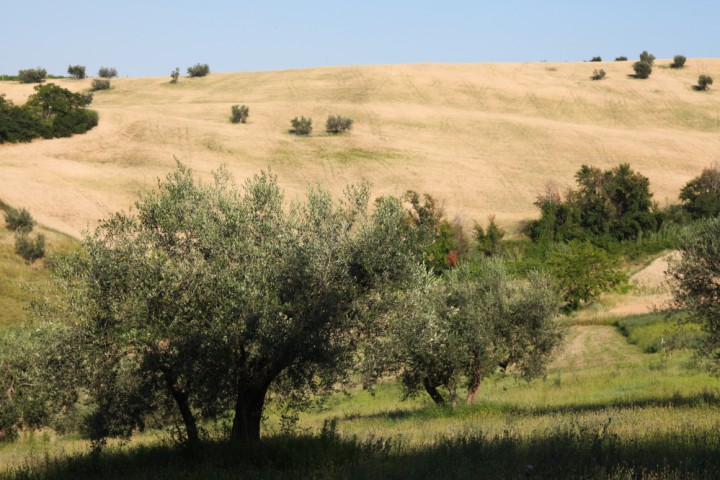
[1, 59, 719, 238]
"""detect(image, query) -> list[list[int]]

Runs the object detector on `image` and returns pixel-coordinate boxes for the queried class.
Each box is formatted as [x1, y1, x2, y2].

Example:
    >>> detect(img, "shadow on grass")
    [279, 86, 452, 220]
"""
[340, 389, 720, 423]
[3, 427, 720, 480]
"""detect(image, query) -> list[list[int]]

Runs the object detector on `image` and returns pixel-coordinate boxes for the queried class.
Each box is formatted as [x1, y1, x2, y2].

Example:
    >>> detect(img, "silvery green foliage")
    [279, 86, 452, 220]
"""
[49, 162, 420, 444]
[372, 259, 563, 406]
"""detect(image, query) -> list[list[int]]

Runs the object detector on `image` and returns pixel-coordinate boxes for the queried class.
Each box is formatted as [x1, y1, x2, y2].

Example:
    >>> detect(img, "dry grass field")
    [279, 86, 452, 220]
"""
[1, 59, 719, 238]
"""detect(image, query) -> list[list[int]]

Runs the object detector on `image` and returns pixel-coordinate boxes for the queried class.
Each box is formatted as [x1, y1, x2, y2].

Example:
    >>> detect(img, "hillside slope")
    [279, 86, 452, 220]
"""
[1, 60, 719, 237]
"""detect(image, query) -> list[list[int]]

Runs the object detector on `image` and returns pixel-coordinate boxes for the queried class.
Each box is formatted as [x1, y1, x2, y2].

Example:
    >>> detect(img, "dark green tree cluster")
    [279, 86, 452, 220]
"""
[91, 79, 111, 91]
[187, 63, 210, 78]
[679, 165, 720, 219]
[18, 67, 47, 84]
[326, 115, 353, 133]
[0, 84, 98, 143]
[67, 65, 86, 79]
[671, 55, 687, 69]
[3, 206, 44, 262]
[290, 116, 312, 135]
[98, 67, 118, 78]
[528, 163, 659, 244]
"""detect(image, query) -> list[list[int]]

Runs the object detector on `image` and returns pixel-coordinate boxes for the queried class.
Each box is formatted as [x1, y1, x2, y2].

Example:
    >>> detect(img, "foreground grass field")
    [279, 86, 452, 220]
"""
[1, 60, 719, 237]
[2, 309, 719, 479]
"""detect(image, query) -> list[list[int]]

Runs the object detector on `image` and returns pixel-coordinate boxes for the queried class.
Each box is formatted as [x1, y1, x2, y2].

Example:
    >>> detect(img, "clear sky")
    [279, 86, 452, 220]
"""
[2, 0, 718, 77]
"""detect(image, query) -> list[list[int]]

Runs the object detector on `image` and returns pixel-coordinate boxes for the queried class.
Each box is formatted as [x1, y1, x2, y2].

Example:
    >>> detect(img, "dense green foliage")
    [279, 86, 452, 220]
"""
[473, 216, 505, 257]
[33, 164, 421, 445]
[17, 68, 47, 84]
[668, 217, 720, 372]
[0, 85, 97, 143]
[633, 61, 652, 79]
[290, 116, 312, 135]
[615, 56, 628, 61]
[546, 241, 626, 310]
[590, 56, 602, 62]
[527, 164, 659, 245]
[3, 207, 35, 233]
[66, 65, 86, 79]
[369, 261, 562, 406]
[187, 64, 210, 78]
[698, 74, 713, 90]
[97, 67, 117, 79]
[230, 105, 249, 124]
[326, 115, 353, 134]
[671, 55, 686, 69]
[679, 165, 720, 219]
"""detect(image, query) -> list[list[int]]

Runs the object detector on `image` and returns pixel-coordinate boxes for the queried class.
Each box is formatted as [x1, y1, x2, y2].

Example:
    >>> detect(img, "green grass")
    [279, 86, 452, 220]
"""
[615, 312, 702, 353]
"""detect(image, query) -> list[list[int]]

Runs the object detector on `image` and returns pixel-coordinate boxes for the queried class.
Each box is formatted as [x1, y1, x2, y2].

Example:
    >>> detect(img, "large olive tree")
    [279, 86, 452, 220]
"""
[49, 163, 420, 444]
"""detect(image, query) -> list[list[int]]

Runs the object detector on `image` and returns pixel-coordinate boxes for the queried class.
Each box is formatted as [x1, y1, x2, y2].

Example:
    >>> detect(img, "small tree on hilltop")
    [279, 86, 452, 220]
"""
[18, 68, 47, 84]
[170, 68, 180, 84]
[633, 61, 652, 79]
[97, 67, 117, 79]
[67, 65, 86, 79]
[187, 64, 210, 78]
[230, 105, 249, 124]
[698, 75, 714, 91]
[590, 56, 602, 62]
[326, 115, 353, 134]
[615, 56, 628, 61]
[591, 69, 606, 80]
[671, 55, 687, 69]
[639, 51, 656, 65]
[91, 79, 111, 91]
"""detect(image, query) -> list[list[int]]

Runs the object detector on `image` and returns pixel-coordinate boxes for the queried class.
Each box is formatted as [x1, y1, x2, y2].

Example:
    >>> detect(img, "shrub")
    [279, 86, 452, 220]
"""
[615, 56, 628, 61]
[290, 116, 312, 135]
[671, 55, 686, 69]
[590, 56, 602, 62]
[17, 68, 47, 84]
[97, 67, 117, 78]
[0, 95, 44, 143]
[187, 63, 210, 78]
[170, 68, 180, 84]
[633, 61, 652, 79]
[591, 69, 606, 81]
[91, 79, 111, 91]
[67, 65, 86, 79]
[639, 51, 656, 65]
[325, 115, 353, 133]
[698, 75, 714, 91]
[4, 207, 35, 232]
[230, 105, 249, 124]
[15, 232, 45, 262]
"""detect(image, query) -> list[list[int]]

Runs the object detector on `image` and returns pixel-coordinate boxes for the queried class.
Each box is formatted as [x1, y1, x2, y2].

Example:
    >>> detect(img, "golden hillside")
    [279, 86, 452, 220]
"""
[1, 60, 719, 237]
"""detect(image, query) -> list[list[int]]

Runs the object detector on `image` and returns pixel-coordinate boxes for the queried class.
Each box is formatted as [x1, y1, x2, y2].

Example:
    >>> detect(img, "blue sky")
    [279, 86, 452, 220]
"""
[2, 1, 718, 77]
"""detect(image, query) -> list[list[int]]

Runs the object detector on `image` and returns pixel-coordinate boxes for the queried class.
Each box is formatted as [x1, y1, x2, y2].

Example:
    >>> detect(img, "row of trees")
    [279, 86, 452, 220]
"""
[0, 84, 98, 143]
[588, 52, 713, 90]
[0, 164, 563, 445]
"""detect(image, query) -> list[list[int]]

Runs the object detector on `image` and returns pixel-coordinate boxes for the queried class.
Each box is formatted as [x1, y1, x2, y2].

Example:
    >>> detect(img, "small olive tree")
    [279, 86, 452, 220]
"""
[67, 65, 86, 79]
[18, 68, 47, 84]
[47, 163, 420, 444]
[290, 116, 312, 135]
[698, 75, 714, 91]
[368, 260, 562, 406]
[98, 67, 118, 78]
[187, 64, 210, 78]
[667, 218, 720, 372]
[230, 105, 249, 123]
[633, 61, 652, 79]
[671, 55, 687, 69]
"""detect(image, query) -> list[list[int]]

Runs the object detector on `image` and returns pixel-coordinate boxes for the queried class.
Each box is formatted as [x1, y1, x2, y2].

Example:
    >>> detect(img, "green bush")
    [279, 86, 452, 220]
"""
[698, 75, 713, 91]
[290, 116, 312, 135]
[15, 232, 45, 262]
[0, 95, 44, 143]
[97, 67, 117, 78]
[230, 105, 249, 124]
[590, 56, 602, 62]
[91, 78, 111, 91]
[671, 55, 686, 69]
[325, 115, 353, 133]
[680, 165, 720, 219]
[591, 69, 606, 80]
[633, 61, 652, 79]
[18, 68, 47, 84]
[187, 63, 210, 78]
[639, 51, 656, 65]
[67, 65, 86, 79]
[170, 68, 180, 84]
[4, 207, 35, 232]
[615, 56, 628, 61]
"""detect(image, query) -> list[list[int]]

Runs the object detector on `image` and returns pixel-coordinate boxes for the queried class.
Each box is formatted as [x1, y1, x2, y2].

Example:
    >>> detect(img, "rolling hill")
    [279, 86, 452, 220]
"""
[1, 59, 719, 238]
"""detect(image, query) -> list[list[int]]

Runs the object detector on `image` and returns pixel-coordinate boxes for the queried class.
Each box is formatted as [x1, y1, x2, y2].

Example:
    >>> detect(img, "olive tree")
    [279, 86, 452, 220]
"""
[368, 260, 562, 406]
[48, 162, 420, 444]
[667, 218, 720, 371]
